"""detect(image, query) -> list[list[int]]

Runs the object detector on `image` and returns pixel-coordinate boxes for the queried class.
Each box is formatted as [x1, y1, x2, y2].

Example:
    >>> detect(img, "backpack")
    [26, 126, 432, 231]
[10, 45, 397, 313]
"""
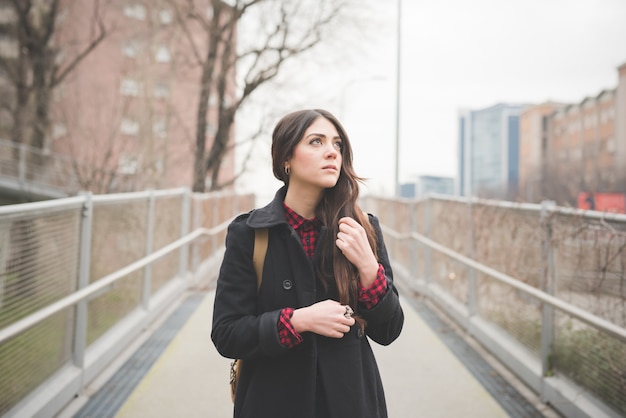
[229, 228, 268, 403]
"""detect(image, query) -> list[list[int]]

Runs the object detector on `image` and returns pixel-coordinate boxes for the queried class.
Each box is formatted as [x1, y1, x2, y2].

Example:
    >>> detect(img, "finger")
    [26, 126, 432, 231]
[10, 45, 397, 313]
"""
[342, 317, 355, 327]
[336, 232, 351, 245]
[338, 217, 358, 227]
[339, 219, 361, 234]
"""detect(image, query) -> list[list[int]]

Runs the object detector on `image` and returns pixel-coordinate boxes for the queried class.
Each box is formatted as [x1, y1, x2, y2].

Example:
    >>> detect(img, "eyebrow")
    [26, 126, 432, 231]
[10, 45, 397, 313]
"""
[305, 133, 342, 140]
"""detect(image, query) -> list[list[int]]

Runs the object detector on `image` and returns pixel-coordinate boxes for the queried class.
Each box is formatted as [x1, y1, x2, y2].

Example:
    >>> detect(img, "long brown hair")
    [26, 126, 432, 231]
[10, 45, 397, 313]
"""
[272, 109, 378, 323]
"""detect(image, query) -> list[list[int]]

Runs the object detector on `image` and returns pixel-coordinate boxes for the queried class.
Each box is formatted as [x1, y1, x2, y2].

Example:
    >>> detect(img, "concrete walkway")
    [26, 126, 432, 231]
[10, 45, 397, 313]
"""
[111, 291, 509, 418]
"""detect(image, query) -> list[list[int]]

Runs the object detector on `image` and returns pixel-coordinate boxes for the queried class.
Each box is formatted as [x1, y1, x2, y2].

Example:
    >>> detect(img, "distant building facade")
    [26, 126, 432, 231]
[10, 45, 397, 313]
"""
[519, 62, 626, 206]
[458, 103, 526, 199]
[518, 102, 566, 202]
[400, 175, 454, 199]
[0, 0, 236, 193]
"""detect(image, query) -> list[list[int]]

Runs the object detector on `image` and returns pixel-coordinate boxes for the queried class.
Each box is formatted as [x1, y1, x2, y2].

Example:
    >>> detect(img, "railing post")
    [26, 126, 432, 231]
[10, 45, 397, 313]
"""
[424, 197, 433, 286]
[409, 200, 418, 283]
[467, 197, 478, 317]
[179, 188, 191, 280]
[191, 194, 201, 273]
[142, 190, 156, 308]
[211, 195, 219, 254]
[74, 192, 93, 373]
[540, 200, 556, 398]
[18, 144, 27, 183]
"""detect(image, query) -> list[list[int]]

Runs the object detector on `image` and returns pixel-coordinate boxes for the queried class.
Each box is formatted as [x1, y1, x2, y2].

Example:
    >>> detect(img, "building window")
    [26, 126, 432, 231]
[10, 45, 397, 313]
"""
[0, 35, 18, 58]
[53, 85, 65, 101]
[118, 154, 139, 174]
[155, 158, 165, 173]
[124, 4, 146, 20]
[120, 118, 139, 135]
[122, 40, 139, 57]
[0, 4, 17, 24]
[606, 137, 615, 153]
[0, 108, 12, 129]
[153, 81, 169, 98]
[205, 122, 216, 137]
[54, 48, 65, 65]
[121, 78, 140, 96]
[52, 123, 67, 139]
[155, 45, 171, 63]
[55, 9, 68, 27]
[153, 119, 167, 138]
[158, 9, 173, 25]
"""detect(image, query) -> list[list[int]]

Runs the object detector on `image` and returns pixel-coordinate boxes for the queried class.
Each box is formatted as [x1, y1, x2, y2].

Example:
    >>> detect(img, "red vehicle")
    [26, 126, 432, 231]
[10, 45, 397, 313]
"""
[577, 192, 626, 214]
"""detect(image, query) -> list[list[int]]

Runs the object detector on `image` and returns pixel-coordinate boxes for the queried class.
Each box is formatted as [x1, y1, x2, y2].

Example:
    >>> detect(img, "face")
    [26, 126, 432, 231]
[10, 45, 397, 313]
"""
[286, 116, 343, 192]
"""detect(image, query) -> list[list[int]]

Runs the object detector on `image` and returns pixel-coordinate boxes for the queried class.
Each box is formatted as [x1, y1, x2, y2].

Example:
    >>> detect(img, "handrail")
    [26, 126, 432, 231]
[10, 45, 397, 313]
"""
[381, 225, 626, 342]
[0, 220, 232, 345]
[373, 193, 626, 222]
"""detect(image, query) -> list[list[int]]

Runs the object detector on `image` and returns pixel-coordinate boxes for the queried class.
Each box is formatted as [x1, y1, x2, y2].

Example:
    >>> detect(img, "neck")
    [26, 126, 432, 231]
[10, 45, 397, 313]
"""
[284, 185, 322, 219]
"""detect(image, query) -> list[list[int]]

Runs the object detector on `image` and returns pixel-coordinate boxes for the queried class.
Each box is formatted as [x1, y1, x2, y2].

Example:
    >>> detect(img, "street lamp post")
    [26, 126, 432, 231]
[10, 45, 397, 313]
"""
[394, 0, 402, 197]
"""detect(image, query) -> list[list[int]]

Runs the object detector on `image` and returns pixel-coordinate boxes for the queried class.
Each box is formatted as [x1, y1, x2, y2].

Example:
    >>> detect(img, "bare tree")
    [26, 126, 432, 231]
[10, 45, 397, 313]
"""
[169, 0, 358, 192]
[0, 0, 106, 151]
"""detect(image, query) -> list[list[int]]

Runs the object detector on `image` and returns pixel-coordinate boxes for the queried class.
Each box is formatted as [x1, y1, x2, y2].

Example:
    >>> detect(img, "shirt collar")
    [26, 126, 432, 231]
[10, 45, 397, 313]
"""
[283, 203, 322, 231]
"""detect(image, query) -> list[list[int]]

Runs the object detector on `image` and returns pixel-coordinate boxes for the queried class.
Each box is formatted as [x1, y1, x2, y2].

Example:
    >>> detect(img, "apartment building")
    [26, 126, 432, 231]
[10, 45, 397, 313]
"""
[523, 62, 626, 206]
[0, 0, 235, 193]
[518, 102, 566, 202]
[617, 62, 626, 180]
[458, 103, 526, 199]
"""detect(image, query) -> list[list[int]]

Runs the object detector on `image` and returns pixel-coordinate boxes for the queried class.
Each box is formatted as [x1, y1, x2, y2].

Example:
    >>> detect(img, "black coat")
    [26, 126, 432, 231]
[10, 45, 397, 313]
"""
[211, 187, 404, 418]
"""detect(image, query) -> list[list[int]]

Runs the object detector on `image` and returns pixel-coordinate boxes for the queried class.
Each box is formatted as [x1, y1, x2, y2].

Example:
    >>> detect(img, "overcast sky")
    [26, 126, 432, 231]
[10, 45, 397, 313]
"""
[237, 0, 626, 199]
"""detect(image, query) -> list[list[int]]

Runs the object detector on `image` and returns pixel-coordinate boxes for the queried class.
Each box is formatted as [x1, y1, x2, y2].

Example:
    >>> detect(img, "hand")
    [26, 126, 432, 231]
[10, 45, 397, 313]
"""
[335, 217, 379, 287]
[291, 300, 355, 338]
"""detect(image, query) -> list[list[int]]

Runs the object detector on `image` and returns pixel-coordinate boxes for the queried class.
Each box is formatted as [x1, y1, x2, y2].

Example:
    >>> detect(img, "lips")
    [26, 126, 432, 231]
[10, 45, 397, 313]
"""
[322, 165, 338, 171]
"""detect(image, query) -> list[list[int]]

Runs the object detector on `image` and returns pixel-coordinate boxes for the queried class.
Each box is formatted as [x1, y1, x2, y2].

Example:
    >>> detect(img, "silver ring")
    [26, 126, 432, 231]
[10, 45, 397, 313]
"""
[344, 305, 354, 319]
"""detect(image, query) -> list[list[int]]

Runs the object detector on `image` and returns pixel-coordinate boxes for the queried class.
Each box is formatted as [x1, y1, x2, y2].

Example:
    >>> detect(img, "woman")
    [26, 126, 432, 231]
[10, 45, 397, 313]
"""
[211, 109, 404, 418]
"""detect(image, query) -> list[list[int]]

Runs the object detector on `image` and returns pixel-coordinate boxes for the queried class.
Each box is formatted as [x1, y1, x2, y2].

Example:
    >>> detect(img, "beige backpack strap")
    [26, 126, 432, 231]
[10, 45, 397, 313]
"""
[231, 228, 269, 404]
[252, 228, 268, 290]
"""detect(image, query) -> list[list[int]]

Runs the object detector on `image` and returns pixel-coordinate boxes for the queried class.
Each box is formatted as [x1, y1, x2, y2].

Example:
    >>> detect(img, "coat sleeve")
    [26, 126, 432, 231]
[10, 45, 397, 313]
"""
[211, 218, 287, 360]
[359, 215, 404, 346]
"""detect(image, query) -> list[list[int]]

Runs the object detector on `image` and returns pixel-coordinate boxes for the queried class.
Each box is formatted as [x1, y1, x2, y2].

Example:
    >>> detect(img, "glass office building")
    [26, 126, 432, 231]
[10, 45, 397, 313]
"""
[458, 103, 525, 199]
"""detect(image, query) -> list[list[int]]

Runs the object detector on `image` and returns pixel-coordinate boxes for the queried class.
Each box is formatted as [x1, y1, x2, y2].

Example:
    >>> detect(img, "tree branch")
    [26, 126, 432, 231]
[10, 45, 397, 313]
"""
[51, 17, 106, 87]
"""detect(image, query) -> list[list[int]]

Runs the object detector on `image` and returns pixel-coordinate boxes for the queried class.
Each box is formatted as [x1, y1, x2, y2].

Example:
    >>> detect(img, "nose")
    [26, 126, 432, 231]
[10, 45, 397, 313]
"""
[324, 143, 338, 159]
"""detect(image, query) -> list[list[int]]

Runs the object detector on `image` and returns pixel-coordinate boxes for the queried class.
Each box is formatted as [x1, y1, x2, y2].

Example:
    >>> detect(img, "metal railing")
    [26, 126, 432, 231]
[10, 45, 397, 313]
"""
[364, 195, 626, 418]
[0, 139, 139, 198]
[2, 188, 625, 418]
[0, 188, 254, 418]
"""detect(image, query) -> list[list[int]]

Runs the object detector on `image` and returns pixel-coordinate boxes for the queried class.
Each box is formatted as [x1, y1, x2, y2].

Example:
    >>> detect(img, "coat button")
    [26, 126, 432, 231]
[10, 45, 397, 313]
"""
[282, 280, 293, 290]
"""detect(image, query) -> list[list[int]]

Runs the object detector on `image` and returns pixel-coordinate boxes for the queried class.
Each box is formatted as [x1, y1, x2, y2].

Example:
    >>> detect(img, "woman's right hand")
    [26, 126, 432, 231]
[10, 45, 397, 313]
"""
[291, 299, 355, 338]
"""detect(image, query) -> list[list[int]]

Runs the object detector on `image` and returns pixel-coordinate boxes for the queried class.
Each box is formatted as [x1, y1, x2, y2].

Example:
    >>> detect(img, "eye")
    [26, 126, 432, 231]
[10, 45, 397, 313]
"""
[309, 137, 322, 145]
[334, 140, 343, 150]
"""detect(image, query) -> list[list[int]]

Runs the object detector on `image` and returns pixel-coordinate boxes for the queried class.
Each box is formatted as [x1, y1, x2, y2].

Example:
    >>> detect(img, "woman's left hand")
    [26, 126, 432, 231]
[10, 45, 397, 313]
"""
[336, 217, 379, 288]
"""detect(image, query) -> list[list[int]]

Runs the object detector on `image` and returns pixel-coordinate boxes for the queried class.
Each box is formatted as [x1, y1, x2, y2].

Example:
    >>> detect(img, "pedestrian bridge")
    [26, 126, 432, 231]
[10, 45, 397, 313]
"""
[0, 189, 624, 418]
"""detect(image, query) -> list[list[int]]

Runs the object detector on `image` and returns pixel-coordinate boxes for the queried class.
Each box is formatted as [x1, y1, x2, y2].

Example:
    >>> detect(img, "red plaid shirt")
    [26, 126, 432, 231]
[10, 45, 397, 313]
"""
[278, 204, 388, 348]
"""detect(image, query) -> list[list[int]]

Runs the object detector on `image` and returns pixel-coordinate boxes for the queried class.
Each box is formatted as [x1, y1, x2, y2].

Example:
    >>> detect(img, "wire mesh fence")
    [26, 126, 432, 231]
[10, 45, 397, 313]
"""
[0, 139, 140, 196]
[0, 188, 253, 417]
[363, 194, 626, 417]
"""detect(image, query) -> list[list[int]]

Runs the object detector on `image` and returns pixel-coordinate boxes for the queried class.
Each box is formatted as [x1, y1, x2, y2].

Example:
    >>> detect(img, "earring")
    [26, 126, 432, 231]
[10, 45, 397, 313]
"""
[284, 166, 290, 176]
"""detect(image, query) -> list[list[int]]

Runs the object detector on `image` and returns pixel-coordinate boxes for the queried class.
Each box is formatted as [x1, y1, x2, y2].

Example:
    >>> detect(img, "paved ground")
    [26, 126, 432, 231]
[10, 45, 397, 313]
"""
[64, 288, 555, 417]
